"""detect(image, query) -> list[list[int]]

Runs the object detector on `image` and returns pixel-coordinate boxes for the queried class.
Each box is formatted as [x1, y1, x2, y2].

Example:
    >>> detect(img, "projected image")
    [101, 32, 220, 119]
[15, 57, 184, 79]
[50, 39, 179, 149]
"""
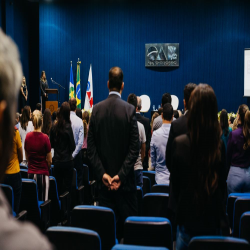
[145, 43, 179, 67]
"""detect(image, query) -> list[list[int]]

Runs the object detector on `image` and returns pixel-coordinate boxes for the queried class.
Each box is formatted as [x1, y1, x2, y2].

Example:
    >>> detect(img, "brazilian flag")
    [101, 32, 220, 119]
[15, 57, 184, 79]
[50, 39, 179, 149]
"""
[76, 60, 81, 108]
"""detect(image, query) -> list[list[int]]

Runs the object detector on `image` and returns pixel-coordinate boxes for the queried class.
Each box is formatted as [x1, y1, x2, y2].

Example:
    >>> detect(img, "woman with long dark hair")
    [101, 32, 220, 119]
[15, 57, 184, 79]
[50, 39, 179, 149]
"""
[50, 102, 75, 195]
[227, 104, 250, 194]
[171, 84, 227, 250]
[18, 106, 34, 163]
[42, 108, 52, 136]
[220, 109, 232, 152]
[40, 70, 49, 113]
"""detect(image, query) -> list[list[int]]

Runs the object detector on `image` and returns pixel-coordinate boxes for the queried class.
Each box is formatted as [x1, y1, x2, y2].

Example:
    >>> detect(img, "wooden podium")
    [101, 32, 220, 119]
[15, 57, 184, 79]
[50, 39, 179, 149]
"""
[45, 89, 58, 114]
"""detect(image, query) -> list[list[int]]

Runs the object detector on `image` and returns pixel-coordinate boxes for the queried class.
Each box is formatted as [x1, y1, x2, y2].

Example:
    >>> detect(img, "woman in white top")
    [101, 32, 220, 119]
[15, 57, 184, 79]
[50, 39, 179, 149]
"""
[18, 106, 34, 162]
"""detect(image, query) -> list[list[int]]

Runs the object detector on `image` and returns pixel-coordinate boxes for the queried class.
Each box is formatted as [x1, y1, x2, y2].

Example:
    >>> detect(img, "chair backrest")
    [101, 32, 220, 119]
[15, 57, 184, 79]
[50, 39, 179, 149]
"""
[143, 193, 169, 218]
[151, 184, 170, 194]
[227, 193, 250, 229]
[47, 226, 101, 250]
[19, 178, 41, 226]
[240, 212, 250, 243]
[0, 184, 14, 210]
[20, 169, 28, 179]
[71, 205, 116, 250]
[188, 236, 250, 250]
[233, 197, 250, 237]
[143, 176, 151, 195]
[136, 186, 143, 216]
[143, 171, 156, 187]
[112, 245, 169, 250]
[82, 164, 89, 183]
[124, 216, 172, 250]
[72, 168, 78, 189]
[48, 176, 61, 225]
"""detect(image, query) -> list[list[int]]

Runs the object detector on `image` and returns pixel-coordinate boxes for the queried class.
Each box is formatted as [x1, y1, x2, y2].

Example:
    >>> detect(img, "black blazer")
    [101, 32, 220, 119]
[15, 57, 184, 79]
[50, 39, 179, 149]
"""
[165, 113, 188, 173]
[87, 94, 139, 192]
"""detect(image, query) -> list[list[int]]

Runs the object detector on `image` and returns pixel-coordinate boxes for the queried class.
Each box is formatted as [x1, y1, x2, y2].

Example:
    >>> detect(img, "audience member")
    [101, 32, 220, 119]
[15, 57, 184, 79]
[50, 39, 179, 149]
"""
[76, 108, 82, 119]
[150, 112, 159, 132]
[136, 96, 151, 171]
[178, 110, 182, 117]
[3, 126, 23, 213]
[151, 103, 173, 184]
[227, 104, 250, 194]
[69, 98, 84, 186]
[171, 84, 228, 250]
[52, 111, 57, 124]
[173, 110, 179, 119]
[18, 105, 34, 162]
[50, 102, 75, 195]
[228, 116, 235, 129]
[42, 108, 52, 137]
[35, 103, 41, 111]
[25, 110, 52, 201]
[153, 93, 171, 131]
[128, 94, 146, 187]
[158, 107, 163, 115]
[220, 109, 232, 152]
[88, 67, 139, 240]
[0, 29, 52, 250]
[15, 112, 20, 129]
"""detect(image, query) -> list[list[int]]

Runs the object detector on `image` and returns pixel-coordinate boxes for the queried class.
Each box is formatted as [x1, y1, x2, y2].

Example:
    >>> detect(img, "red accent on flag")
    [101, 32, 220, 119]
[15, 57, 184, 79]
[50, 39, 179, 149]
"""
[87, 91, 91, 99]
[89, 97, 93, 107]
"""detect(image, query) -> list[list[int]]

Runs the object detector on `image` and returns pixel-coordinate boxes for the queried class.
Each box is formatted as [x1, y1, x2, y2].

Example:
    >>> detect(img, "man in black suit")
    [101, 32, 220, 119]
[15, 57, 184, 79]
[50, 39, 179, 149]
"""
[87, 67, 139, 240]
[136, 96, 151, 171]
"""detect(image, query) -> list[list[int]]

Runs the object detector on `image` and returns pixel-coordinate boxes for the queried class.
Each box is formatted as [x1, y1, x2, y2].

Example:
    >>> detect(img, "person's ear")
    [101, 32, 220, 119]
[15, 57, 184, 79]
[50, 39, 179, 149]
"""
[183, 99, 186, 109]
[0, 101, 7, 125]
[161, 113, 163, 119]
[121, 82, 124, 91]
[107, 81, 109, 90]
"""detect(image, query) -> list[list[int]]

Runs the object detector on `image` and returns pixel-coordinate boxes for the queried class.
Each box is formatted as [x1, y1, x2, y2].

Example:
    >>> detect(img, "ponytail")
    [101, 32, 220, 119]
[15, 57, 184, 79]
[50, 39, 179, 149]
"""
[243, 110, 250, 150]
[32, 110, 43, 130]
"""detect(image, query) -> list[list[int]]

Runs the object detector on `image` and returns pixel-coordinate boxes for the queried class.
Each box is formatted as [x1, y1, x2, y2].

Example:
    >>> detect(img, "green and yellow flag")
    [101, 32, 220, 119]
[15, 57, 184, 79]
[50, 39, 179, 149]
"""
[76, 60, 81, 108]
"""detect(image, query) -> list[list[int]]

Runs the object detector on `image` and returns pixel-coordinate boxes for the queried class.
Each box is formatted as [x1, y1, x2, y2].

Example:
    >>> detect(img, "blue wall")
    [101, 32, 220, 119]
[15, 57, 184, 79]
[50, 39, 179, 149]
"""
[39, 0, 250, 117]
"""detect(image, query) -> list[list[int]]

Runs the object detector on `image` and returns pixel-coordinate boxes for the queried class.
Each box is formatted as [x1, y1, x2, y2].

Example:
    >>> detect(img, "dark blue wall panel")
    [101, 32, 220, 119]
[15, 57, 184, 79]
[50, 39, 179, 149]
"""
[39, 0, 250, 117]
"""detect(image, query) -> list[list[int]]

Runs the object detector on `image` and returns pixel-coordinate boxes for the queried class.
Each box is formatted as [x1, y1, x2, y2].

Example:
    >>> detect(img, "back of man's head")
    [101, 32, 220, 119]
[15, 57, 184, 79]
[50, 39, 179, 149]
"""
[184, 83, 196, 110]
[109, 67, 123, 91]
[162, 103, 173, 121]
[36, 103, 41, 111]
[162, 93, 171, 106]
[127, 93, 137, 109]
[137, 96, 142, 110]
[0, 30, 22, 180]
[69, 98, 77, 111]
[16, 112, 20, 120]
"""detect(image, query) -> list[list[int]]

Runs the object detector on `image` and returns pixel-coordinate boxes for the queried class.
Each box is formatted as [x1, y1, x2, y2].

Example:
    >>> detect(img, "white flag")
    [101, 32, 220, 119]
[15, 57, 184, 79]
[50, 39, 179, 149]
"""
[84, 64, 93, 112]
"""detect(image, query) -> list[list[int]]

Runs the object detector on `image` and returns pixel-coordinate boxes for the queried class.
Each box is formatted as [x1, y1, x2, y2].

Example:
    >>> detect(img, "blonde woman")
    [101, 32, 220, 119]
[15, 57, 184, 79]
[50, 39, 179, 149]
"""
[25, 110, 52, 201]
[20, 76, 28, 112]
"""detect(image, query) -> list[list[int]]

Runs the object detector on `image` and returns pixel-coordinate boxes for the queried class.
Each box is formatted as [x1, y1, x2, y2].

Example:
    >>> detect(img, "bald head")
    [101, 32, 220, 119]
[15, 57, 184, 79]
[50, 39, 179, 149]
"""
[137, 96, 141, 111]
[108, 67, 123, 91]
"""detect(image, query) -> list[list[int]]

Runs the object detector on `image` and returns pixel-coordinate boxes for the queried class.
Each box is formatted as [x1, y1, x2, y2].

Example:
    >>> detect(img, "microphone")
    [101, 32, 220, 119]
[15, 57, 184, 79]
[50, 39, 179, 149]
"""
[51, 78, 53, 82]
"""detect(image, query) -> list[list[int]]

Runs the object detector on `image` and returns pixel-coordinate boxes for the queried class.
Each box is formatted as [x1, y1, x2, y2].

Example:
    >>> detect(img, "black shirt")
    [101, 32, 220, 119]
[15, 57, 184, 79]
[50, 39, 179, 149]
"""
[50, 123, 75, 163]
[40, 79, 49, 97]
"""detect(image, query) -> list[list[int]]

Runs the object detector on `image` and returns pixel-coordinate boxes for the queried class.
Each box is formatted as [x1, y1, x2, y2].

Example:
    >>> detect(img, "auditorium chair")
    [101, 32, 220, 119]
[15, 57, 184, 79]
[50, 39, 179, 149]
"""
[71, 205, 117, 250]
[151, 184, 170, 194]
[49, 165, 54, 176]
[20, 168, 28, 178]
[19, 162, 28, 169]
[48, 176, 70, 226]
[0, 184, 27, 220]
[143, 176, 151, 195]
[112, 245, 169, 250]
[46, 226, 101, 250]
[188, 236, 250, 250]
[71, 168, 84, 208]
[136, 186, 143, 216]
[227, 193, 250, 229]
[143, 193, 169, 219]
[143, 171, 156, 187]
[124, 216, 172, 250]
[19, 179, 51, 232]
[240, 212, 250, 243]
[82, 164, 96, 205]
[232, 197, 250, 237]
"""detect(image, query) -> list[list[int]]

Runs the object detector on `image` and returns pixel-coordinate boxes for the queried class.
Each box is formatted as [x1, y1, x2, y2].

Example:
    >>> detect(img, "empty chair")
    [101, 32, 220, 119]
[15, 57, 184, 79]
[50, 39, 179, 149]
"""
[143, 193, 169, 219]
[82, 164, 95, 205]
[227, 193, 250, 229]
[240, 212, 250, 243]
[112, 245, 169, 250]
[19, 179, 51, 231]
[20, 168, 28, 179]
[124, 216, 172, 250]
[46, 226, 101, 250]
[136, 186, 143, 216]
[188, 236, 250, 250]
[48, 176, 70, 226]
[71, 168, 84, 208]
[143, 176, 151, 195]
[71, 205, 116, 250]
[152, 184, 170, 194]
[143, 171, 156, 187]
[233, 197, 250, 237]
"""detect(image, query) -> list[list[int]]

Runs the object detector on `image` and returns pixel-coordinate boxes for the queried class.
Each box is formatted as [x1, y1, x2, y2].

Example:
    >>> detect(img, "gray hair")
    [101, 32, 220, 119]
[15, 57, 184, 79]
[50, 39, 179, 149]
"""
[137, 96, 142, 110]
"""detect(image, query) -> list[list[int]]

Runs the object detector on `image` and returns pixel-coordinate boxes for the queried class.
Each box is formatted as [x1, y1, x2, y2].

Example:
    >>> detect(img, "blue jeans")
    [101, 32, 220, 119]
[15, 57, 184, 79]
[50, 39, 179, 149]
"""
[134, 169, 143, 188]
[4, 172, 22, 214]
[227, 166, 250, 195]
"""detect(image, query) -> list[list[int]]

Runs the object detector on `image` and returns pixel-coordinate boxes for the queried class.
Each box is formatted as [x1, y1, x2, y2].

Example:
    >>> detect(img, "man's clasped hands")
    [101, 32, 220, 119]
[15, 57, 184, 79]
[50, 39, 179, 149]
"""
[102, 173, 121, 191]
